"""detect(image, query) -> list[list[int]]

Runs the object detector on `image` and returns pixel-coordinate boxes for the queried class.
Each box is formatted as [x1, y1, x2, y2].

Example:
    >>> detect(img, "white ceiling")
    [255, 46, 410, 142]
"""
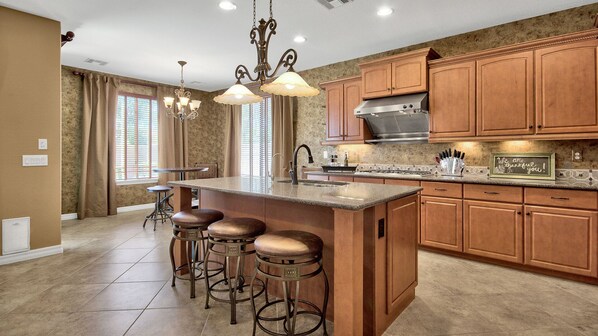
[1, 0, 596, 91]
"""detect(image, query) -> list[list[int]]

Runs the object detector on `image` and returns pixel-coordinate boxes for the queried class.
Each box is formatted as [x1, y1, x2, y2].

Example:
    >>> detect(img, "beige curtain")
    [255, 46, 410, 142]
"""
[223, 104, 242, 177]
[271, 95, 296, 177]
[157, 86, 189, 184]
[78, 74, 120, 219]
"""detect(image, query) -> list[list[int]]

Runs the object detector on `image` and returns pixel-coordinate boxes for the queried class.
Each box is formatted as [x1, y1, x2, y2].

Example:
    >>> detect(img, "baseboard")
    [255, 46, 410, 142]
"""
[61, 213, 77, 220]
[117, 203, 154, 213]
[60, 203, 155, 220]
[0, 245, 63, 265]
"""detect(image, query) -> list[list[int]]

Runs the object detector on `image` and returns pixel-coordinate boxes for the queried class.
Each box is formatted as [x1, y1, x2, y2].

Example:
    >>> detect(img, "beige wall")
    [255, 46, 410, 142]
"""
[295, 3, 598, 170]
[0, 7, 62, 254]
[61, 67, 225, 214]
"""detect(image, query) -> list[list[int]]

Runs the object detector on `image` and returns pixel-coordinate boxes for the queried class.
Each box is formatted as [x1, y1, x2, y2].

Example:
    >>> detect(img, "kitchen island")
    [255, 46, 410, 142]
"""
[169, 176, 421, 336]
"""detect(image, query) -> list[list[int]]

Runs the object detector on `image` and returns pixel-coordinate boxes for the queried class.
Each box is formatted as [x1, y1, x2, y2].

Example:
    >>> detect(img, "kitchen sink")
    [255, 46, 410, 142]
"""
[277, 180, 349, 187]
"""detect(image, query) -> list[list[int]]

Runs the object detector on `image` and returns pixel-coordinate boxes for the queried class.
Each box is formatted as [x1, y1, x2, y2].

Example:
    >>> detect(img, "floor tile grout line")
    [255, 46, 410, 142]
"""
[122, 280, 169, 335]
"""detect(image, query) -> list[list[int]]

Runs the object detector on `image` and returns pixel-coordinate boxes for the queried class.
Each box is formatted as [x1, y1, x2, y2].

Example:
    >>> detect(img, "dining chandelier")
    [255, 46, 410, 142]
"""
[164, 61, 201, 122]
[214, 0, 319, 105]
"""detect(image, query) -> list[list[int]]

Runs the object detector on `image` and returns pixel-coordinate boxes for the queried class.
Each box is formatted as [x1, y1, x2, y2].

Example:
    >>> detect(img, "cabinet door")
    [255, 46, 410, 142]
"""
[477, 51, 534, 136]
[535, 40, 598, 134]
[420, 196, 463, 251]
[525, 206, 597, 277]
[325, 82, 344, 141]
[361, 63, 392, 99]
[392, 57, 427, 95]
[387, 195, 418, 315]
[464, 200, 523, 263]
[329, 175, 353, 182]
[343, 79, 367, 141]
[429, 62, 476, 138]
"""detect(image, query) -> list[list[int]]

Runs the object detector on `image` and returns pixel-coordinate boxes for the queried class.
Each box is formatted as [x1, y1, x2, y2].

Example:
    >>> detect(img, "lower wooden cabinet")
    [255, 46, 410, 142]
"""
[524, 206, 598, 277]
[329, 175, 353, 182]
[420, 196, 463, 252]
[464, 200, 523, 263]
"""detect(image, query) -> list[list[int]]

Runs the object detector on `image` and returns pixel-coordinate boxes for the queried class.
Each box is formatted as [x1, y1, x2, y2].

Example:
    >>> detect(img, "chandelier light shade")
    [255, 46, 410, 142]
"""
[261, 71, 319, 97]
[164, 61, 201, 122]
[213, 83, 263, 105]
[214, 0, 319, 105]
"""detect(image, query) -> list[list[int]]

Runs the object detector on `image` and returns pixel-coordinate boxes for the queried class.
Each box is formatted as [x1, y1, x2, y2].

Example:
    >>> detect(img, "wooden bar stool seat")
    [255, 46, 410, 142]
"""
[170, 208, 225, 299]
[250, 230, 329, 336]
[204, 218, 267, 325]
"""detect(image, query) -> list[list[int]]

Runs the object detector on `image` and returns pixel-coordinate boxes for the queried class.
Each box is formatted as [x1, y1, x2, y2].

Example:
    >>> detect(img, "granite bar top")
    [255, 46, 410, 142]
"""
[306, 171, 598, 191]
[169, 176, 421, 211]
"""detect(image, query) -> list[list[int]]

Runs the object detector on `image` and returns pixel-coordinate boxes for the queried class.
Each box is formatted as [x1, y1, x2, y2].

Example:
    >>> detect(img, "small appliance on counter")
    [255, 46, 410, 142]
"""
[437, 149, 466, 177]
[322, 165, 358, 173]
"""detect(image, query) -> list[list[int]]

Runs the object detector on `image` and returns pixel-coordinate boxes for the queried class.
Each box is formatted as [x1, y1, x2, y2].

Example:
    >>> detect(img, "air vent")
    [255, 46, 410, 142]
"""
[190, 81, 202, 85]
[84, 58, 108, 66]
[316, 0, 354, 9]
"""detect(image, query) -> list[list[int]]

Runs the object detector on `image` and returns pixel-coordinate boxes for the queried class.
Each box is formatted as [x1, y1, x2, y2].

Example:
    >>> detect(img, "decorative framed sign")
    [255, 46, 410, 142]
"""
[489, 153, 555, 180]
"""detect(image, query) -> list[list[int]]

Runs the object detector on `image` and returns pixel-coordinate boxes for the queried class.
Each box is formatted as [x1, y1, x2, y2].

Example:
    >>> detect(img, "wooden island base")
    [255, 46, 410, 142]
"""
[172, 186, 419, 336]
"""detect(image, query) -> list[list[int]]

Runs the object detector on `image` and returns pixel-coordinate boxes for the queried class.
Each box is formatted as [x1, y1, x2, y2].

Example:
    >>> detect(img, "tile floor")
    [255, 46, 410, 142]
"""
[0, 211, 597, 335]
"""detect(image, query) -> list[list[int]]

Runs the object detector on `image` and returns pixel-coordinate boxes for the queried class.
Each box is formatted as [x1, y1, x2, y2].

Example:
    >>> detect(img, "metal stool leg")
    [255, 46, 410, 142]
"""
[170, 236, 176, 287]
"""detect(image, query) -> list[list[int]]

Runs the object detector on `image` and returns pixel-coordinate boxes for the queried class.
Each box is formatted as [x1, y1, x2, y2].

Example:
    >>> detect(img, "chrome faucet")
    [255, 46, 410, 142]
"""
[289, 144, 314, 185]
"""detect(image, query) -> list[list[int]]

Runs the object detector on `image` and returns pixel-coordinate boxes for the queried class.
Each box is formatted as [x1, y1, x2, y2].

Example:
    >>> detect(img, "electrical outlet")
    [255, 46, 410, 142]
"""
[38, 139, 48, 150]
[323, 150, 328, 159]
[572, 150, 583, 162]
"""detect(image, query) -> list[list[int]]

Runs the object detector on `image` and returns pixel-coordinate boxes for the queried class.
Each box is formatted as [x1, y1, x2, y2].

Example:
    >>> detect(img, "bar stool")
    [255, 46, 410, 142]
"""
[170, 209, 225, 298]
[204, 218, 267, 324]
[250, 230, 329, 336]
[143, 185, 173, 231]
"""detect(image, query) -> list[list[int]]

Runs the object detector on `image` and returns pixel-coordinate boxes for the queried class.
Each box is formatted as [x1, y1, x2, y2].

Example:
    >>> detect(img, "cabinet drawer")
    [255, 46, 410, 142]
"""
[421, 182, 462, 198]
[306, 174, 329, 181]
[354, 177, 384, 184]
[384, 179, 421, 187]
[329, 175, 354, 182]
[464, 184, 523, 203]
[525, 188, 598, 210]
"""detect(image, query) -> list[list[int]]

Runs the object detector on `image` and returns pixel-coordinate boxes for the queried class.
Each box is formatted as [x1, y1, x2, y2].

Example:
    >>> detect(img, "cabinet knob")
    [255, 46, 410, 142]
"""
[421, 201, 425, 205]
[392, 87, 396, 90]
[529, 125, 533, 129]
[538, 125, 543, 128]
[526, 212, 531, 216]
[387, 88, 391, 91]
[517, 211, 522, 215]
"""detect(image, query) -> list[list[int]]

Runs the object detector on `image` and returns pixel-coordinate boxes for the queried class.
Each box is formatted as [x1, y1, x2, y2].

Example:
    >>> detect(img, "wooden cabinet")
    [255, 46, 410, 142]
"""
[524, 205, 597, 277]
[535, 39, 598, 134]
[329, 175, 353, 182]
[429, 61, 476, 138]
[420, 196, 463, 252]
[464, 200, 523, 263]
[321, 77, 370, 144]
[359, 48, 439, 100]
[477, 51, 535, 136]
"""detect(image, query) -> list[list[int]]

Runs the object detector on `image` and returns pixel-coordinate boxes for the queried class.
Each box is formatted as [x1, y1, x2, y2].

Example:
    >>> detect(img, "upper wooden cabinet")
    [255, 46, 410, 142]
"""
[429, 61, 476, 138]
[535, 39, 598, 134]
[320, 77, 371, 145]
[359, 48, 440, 100]
[477, 51, 535, 136]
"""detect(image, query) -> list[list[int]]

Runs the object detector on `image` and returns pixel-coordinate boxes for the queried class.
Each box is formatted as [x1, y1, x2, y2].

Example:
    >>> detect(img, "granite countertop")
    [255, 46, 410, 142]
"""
[169, 176, 421, 210]
[306, 171, 598, 191]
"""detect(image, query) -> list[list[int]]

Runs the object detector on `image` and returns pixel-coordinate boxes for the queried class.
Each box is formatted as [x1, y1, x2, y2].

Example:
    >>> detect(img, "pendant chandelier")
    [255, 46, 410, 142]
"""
[164, 61, 201, 122]
[214, 0, 319, 105]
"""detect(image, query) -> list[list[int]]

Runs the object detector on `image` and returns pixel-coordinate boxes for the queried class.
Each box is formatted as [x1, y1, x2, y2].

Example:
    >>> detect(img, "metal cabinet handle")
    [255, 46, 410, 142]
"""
[551, 196, 570, 201]
[434, 188, 448, 191]
[484, 191, 500, 195]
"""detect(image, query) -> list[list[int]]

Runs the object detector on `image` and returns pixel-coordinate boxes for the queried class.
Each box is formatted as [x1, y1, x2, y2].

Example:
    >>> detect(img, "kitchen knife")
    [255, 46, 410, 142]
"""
[460, 152, 465, 160]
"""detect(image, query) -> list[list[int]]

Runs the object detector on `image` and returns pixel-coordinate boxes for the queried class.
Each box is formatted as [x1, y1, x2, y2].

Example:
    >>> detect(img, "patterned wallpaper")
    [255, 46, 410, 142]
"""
[61, 67, 225, 214]
[294, 3, 598, 170]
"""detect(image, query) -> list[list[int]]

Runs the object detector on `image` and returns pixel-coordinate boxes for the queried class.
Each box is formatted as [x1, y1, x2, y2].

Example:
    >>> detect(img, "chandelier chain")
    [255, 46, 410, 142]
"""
[252, 0, 256, 28]
[269, 0, 273, 19]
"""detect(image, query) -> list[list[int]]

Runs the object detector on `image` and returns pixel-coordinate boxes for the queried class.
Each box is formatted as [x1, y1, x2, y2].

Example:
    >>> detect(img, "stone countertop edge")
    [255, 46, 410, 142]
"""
[168, 178, 422, 211]
[306, 171, 598, 191]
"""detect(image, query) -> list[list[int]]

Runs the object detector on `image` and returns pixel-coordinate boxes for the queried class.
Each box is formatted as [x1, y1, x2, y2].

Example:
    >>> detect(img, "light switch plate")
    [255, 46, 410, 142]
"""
[22, 155, 48, 167]
[38, 139, 48, 150]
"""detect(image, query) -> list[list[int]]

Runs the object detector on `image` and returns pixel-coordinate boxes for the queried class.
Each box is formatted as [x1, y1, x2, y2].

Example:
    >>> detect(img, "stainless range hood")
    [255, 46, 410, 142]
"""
[354, 93, 429, 144]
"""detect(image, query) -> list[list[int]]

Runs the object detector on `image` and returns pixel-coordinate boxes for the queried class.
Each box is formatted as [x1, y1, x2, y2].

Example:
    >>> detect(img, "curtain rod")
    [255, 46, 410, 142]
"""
[71, 71, 157, 88]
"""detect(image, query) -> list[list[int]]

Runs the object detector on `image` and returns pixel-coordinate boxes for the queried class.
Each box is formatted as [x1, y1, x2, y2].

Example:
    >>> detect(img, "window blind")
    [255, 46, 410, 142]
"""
[241, 97, 272, 177]
[115, 94, 159, 181]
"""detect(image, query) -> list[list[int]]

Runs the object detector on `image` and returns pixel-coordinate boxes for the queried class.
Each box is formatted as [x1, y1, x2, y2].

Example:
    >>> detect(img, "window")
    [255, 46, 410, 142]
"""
[241, 97, 272, 177]
[115, 94, 159, 183]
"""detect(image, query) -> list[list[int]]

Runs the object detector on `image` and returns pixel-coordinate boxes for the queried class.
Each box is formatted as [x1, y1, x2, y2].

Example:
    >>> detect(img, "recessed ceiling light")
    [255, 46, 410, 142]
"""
[219, 1, 237, 11]
[293, 35, 307, 43]
[377, 7, 394, 17]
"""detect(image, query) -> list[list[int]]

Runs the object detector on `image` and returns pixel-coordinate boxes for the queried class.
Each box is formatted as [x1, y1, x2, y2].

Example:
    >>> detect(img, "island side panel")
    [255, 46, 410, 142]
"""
[333, 208, 365, 336]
